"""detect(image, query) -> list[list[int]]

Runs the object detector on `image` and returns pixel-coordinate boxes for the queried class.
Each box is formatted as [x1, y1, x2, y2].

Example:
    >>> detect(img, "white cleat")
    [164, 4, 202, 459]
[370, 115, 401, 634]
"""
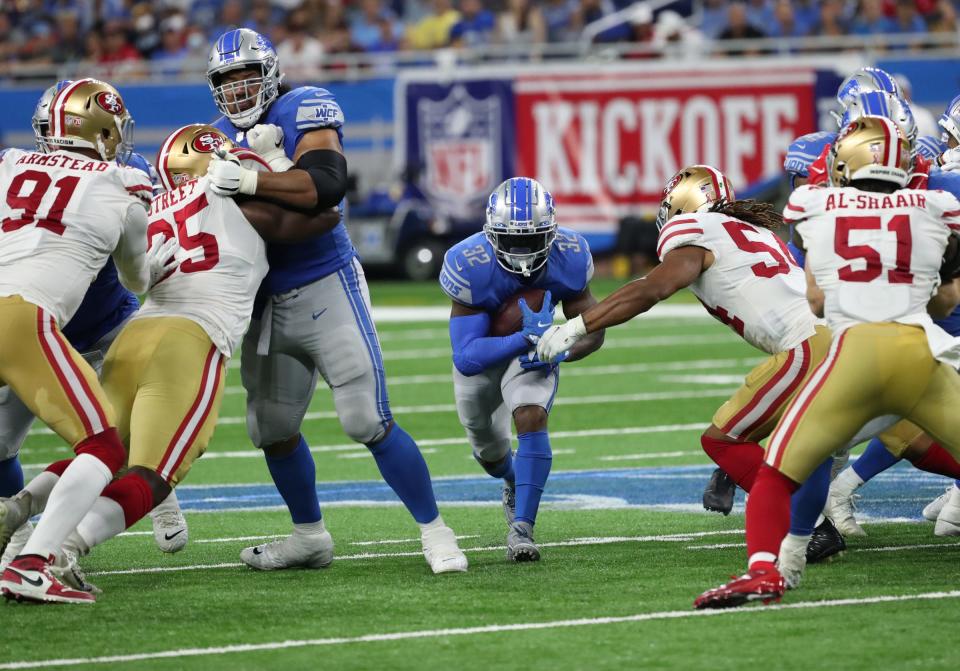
[923, 486, 953, 522]
[421, 524, 468, 574]
[0, 495, 31, 557]
[151, 491, 188, 554]
[241, 529, 334, 570]
[934, 486, 960, 537]
[0, 519, 33, 571]
[51, 548, 101, 596]
[777, 534, 809, 590]
[825, 488, 866, 538]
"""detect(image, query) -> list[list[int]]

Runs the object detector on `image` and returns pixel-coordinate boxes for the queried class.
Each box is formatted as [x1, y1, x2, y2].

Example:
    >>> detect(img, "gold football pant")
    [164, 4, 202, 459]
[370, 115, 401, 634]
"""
[0, 295, 115, 447]
[766, 322, 960, 483]
[101, 317, 225, 486]
[713, 326, 834, 441]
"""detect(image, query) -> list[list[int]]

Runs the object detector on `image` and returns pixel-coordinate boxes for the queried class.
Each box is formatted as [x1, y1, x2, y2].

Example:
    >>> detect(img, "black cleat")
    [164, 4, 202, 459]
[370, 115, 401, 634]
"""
[703, 468, 737, 516]
[806, 518, 846, 564]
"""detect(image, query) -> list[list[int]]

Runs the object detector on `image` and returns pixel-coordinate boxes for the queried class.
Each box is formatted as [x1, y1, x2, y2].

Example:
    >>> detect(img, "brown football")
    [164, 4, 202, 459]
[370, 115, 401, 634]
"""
[489, 288, 546, 337]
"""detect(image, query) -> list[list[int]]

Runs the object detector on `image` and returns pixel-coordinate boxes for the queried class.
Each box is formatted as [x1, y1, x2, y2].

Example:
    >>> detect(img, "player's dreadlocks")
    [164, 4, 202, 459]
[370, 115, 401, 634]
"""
[709, 199, 784, 231]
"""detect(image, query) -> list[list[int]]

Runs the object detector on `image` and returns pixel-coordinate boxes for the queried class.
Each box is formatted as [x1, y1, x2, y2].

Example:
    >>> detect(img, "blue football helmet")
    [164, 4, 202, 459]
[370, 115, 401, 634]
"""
[784, 131, 834, 188]
[484, 177, 557, 277]
[840, 91, 917, 143]
[939, 93, 960, 148]
[836, 67, 901, 109]
[32, 80, 73, 152]
[207, 28, 283, 130]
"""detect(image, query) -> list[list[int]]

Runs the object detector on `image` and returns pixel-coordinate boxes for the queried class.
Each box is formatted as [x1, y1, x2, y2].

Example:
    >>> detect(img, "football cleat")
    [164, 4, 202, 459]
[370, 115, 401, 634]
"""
[923, 486, 953, 522]
[702, 468, 736, 516]
[1, 554, 95, 604]
[0, 495, 31, 557]
[777, 535, 808, 590]
[502, 480, 516, 526]
[151, 491, 188, 554]
[51, 548, 101, 595]
[241, 529, 334, 571]
[506, 521, 540, 563]
[824, 488, 866, 537]
[934, 486, 960, 537]
[0, 519, 33, 571]
[694, 567, 786, 610]
[421, 524, 468, 574]
[806, 518, 847, 563]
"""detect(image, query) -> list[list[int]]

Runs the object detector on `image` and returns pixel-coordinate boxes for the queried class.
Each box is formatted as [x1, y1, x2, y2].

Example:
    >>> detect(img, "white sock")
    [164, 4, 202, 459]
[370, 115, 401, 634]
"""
[833, 468, 864, 497]
[23, 471, 60, 516]
[293, 520, 326, 537]
[418, 515, 445, 534]
[73, 496, 127, 552]
[149, 489, 179, 518]
[21, 454, 112, 558]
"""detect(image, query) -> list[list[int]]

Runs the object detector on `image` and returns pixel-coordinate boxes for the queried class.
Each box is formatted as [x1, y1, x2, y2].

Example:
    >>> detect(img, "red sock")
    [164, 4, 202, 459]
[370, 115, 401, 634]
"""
[746, 464, 799, 571]
[908, 443, 960, 479]
[74, 428, 125, 474]
[701, 435, 764, 491]
[101, 473, 155, 528]
[44, 459, 73, 476]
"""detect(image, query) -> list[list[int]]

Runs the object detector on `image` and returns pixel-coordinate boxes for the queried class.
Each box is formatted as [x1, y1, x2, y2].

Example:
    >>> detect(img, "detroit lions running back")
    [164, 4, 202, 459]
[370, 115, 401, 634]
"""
[204, 28, 466, 573]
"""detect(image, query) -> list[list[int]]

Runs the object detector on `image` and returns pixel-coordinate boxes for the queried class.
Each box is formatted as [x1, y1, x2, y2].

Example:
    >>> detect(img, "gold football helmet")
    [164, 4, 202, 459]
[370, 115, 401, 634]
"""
[46, 78, 134, 163]
[656, 165, 735, 229]
[828, 116, 911, 188]
[156, 124, 234, 191]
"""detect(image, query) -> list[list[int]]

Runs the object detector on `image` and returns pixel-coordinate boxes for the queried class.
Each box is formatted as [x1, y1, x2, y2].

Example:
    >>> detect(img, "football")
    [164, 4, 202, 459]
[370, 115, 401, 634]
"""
[489, 288, 546, 337]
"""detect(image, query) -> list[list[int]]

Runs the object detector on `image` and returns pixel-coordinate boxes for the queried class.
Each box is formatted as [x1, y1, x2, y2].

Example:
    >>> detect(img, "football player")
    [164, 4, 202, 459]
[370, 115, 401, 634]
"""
[440, 177, 604, 561]
[915, 93, 960, 163]
[0, 81, 189, 568]
[27, 125, 342, 598]
[695, 117, 960, 609]
[0, 79, 165, 603]
[202, 29, 467, 573]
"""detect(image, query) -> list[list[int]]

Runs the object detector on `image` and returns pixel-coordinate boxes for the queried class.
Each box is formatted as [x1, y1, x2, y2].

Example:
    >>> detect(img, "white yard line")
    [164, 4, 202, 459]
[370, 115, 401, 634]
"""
[599, 451, 703, 462]
[3, 590, 958, 669]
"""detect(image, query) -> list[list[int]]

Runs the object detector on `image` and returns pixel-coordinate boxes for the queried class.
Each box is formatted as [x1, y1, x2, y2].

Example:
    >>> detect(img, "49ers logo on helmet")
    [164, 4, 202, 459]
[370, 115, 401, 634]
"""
[94, 91, 124, 115]
[191, 132, 225, 153]
[662, 171, 684, 198]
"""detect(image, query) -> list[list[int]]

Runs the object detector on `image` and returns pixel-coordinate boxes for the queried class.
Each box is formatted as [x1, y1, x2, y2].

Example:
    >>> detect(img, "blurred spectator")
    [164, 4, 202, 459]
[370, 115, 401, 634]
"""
[405, 0, 460, 49]
[318, 2, 352, 54]
[50, 10, 85, 63]
[250, 0, 285, 42]
[351, 0, 403, 51]
[891, 0, 927, 33]
[624, 3, 655, 49]
[498, 0, 546, 45]
[542, 0, 578, 43]
[450, 0, 496, 48]
[809, 0, 848, 41]
[791, 0, 820, 35]
[210, 0, 249, 39]
[745, 0, 775, 33]
[717, 2, 766, 54]
[765, 0, 805, 38]
[699, 0, 730, 39]
[277, 7, 324, 81]
[131, 4, 161, 57]
[152, 14, 191, 76]
[851, 0, 896, 35]
[19, 18, 55, 64]
[99, 18, 145, 76]
[928, 0, 959, 33]
[652, 10, 705, 56]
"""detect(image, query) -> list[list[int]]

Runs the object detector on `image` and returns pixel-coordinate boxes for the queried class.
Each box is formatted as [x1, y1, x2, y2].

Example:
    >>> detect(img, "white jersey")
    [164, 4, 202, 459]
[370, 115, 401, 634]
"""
[0, 148, 151, 326]
[136, 175, 268, 358]
[787, 184, 960, 361]
[657, 211, 817, 355]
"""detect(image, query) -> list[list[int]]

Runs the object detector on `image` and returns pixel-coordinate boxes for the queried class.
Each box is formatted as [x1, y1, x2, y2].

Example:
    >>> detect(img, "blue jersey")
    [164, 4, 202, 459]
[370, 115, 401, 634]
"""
[784, 132, 835, 268]
[916, 134, 946, 162]
[60, 152, 157, 351]
[212, 86, 356, 295]
[926, 167, 960, 337]
[440, 228, 594, 312]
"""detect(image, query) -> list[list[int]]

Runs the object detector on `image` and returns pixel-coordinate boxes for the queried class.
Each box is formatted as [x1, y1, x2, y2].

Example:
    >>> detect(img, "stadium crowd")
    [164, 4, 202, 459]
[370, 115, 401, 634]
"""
[1, 0, 959, 80]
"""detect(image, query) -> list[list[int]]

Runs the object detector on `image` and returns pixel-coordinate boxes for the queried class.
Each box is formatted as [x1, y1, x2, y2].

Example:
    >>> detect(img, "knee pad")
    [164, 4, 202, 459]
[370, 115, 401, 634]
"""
[340, 404, 386, 445]
[246, 400, 307, 450]
[74, 428, 125, 474]
[471, 437, 512, 465]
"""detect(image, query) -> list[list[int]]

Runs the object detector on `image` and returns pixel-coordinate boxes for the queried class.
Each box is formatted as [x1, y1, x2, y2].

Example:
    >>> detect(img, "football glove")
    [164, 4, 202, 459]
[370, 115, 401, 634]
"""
[518, 290, 554, 344]
[537, 315, 587, 363]
[938, 147, 960, 173]
[519, 350, 567, 373]
[145, 234, 179, 289]
[206, 148, 258, 196]
[247, 124, 294, 171]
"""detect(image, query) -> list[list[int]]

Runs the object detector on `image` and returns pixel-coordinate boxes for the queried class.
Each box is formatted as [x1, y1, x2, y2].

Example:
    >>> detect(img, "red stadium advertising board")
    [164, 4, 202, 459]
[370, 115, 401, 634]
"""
[514, 68, 817, 231]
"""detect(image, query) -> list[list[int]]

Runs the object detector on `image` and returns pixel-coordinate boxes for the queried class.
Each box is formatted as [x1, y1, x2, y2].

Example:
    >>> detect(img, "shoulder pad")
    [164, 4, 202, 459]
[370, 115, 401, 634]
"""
[439, 235, 495, 306]
[916, 135, 946, 161]
[553, 228, 594, 288]
[656, 215, 709, 261]
[280, 86, 345, 133]
[115, 165, 154, 203]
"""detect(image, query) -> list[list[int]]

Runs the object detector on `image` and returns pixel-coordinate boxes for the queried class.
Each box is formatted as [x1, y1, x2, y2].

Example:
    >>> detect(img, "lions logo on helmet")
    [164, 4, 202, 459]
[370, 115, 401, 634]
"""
[484, 177, 557, 277]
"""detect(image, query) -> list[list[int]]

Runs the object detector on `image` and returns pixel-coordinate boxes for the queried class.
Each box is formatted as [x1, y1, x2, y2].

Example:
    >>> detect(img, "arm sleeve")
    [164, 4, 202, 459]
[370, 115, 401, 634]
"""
[656, 216, 709, 261]
[112, 201, 150, 294]
[450, 313, 530, 377]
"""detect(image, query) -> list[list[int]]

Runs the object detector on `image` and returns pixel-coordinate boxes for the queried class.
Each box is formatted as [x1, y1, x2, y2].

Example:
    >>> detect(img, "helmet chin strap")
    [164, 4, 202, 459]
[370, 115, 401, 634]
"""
[518, 258, 531, 277]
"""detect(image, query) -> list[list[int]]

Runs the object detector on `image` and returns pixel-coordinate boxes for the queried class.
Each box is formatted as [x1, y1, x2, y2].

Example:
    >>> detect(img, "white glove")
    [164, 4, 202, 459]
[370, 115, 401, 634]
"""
[536, 315, 587, 363]
[247, 124, 294, 171]
[145, 234, 179, 289]
[206, 149, 258, 196]
[939, 147, 960, 173]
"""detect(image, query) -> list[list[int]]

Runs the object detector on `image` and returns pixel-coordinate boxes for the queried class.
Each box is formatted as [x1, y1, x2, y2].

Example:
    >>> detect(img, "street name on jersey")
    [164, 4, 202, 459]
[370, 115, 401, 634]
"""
[152, 178, 200, 213]
[15, 152, 108, 172]
[824, 192, 926, 211]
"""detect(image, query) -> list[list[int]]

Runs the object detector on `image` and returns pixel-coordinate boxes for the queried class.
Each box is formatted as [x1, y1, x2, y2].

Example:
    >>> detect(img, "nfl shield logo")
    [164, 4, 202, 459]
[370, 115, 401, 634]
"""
[418, 86, 501, 217]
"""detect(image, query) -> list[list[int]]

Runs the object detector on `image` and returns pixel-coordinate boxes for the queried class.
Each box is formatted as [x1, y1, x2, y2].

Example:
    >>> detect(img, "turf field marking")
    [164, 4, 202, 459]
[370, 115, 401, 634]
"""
[687, 543, 746, 550]
[337, 448, 438, 459]
[657, 374, 749, 385]
[599, 451, 702, 462]
[5, 590, 960, 669]
[854, 542, 960, 553]
[88, 530, 744, 577]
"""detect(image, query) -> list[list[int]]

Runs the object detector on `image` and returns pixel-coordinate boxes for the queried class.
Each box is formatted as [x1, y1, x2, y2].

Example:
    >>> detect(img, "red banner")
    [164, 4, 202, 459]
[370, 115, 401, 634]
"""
[514, 68, 817, 231]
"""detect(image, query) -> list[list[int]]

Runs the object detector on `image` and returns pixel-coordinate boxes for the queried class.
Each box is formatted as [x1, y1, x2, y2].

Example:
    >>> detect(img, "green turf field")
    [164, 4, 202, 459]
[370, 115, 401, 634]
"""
[3, 282, 959, 671]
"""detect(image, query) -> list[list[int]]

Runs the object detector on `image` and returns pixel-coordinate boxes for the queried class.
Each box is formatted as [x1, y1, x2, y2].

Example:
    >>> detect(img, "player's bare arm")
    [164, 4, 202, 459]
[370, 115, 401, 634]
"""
[581, 246, 710, 333]
[239, 200, 341, 242]
[804, 263, 825, 317]
[928, 278, 960, 319]
[246, 128, 346, 210]
[560, 286, 604, 361]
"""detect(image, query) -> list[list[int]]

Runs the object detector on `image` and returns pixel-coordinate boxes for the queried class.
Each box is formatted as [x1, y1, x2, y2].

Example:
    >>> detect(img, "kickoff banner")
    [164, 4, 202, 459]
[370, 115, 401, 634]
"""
[397, 61, 841, 241]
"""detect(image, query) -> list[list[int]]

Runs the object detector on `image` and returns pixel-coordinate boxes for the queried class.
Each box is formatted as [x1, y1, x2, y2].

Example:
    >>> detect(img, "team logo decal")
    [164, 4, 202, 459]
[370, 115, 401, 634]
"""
[191, 132, 225, 153]
[94, 91, 124, 115]
[869, 141, 884, 165]
[663, 172, 684, 198]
